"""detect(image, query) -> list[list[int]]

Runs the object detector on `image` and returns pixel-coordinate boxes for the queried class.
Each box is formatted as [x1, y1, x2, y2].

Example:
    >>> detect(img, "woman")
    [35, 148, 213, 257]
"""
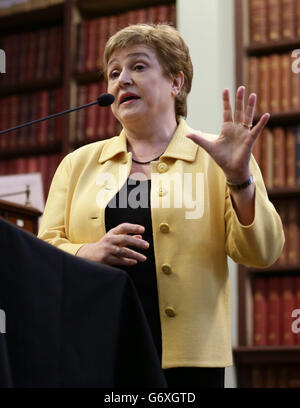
[38, 24, 284, 388]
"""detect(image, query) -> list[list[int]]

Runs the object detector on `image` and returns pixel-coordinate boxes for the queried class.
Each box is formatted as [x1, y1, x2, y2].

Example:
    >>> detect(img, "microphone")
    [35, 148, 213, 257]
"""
[0, 93, 115, 136]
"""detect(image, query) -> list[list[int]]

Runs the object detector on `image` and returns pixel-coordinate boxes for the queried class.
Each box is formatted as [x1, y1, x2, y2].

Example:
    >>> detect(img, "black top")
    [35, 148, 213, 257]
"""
[105, 178, 162, 361]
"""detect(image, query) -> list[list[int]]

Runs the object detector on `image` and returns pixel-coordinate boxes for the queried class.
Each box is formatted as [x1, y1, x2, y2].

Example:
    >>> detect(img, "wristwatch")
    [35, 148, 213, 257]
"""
[226, 175, 254, 190]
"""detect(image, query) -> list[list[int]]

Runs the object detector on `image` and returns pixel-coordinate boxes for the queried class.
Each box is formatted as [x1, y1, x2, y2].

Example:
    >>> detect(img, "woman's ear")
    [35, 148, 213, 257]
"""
[171, 71, 184, 96]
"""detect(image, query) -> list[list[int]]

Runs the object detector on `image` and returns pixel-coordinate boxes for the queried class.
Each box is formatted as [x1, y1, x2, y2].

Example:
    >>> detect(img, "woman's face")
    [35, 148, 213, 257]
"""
[107, 44, 177, 126]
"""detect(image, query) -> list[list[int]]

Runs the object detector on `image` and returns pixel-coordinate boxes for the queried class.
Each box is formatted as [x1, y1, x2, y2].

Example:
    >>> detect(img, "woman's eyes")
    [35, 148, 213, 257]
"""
[109, 63, 146, 79]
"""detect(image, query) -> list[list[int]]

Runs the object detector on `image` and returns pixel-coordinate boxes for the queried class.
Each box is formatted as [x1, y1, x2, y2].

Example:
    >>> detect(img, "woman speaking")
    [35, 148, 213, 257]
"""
[38, 24, 284, 388]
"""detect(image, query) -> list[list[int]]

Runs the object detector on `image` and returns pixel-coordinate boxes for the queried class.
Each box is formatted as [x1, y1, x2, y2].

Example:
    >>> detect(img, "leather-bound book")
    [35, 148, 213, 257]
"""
[258, 56, 270, 113]
[287, 198, 299, 265]
[267, 0, 281, 40]
[260, 127, 274, 188]
[249, 0, 268, 43]
[280, 276, 296, 345]
[286, 127, 296, 186]
[295, 275, 300, 344]
[281, 0, 296, 38]
[280, 54, 291, 112]
[247, 57, 259, 99]
[85, 83, 98, 141]
[296, 126, 300, 184]
[253, 277, 268, 345]
[269, 54, 281, 112]
[273, 127, 286, 187]
[75, 85, 87, 143]
[297, 0, 300, 36]
[291, 66, 300, 110]
[85, 19, 97, 73]
[267, 277, 281, 345]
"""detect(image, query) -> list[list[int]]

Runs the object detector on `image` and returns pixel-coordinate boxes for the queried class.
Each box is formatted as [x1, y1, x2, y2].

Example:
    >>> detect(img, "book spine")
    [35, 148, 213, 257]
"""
[275, 200, 288, 264]
[260, 127, 274, 188]
[295, 275, 300, 345]
[273, 127, 285, 187]
[281, 0, 296, 39]
[249, 0, 268, 43]
[286, 127, 296, 186]
[37, 90, 49, 147]
[269, 54, 281, 112]
[253, 277, 268, 345]
[55, 88, 63, 142]
[280, 54, 291, 112]
[85, 19, 97, 72]
[96, 80, 107, 140]
[291, 59, 300, 110]
[297, 0, 300, 36]
[76, 22, 86, 74]
[258, 56, 270, 113]
[75, 85, 87, 143]
[296, 126, 300, 185]
[287, 198, 299, 264]
[281, 276, 296, 345]
[267, 0, 281, 40]
[85, 83, 98, 141]
[267, 277, 281, 345]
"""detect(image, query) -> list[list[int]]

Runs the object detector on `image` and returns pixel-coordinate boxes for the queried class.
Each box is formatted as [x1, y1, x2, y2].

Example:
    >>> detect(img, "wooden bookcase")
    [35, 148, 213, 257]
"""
[233, 0, 300, 388]
[0, 0, 176, 199]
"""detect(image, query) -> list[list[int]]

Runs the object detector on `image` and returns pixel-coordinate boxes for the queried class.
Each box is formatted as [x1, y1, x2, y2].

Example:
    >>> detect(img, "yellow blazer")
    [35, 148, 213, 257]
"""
[38, 118, 284, 368]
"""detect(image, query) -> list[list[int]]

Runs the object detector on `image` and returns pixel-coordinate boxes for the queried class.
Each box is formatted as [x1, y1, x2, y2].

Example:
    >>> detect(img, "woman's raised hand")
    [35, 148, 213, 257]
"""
[76, 223, 149, 266]
[186, 86, 270, 183]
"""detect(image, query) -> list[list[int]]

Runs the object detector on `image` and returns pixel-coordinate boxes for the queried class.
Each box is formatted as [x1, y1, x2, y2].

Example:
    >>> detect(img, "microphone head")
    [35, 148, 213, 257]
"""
[97, 93, 115, 107]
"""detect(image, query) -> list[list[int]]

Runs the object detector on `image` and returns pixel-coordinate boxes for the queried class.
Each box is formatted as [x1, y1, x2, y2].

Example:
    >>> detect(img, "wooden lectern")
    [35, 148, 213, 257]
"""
[0, 199, 42, 235]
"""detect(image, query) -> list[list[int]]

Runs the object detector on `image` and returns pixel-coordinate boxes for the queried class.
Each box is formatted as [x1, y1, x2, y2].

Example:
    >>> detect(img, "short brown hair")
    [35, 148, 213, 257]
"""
[103, 24, 193, 119]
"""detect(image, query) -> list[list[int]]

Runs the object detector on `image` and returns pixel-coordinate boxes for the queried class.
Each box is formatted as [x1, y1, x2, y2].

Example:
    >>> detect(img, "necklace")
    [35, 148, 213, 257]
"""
[131, 154, 162, 165]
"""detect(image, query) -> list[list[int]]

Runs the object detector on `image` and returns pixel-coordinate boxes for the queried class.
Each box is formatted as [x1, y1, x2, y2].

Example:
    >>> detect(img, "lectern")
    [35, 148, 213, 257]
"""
[0, 199, 42, 234]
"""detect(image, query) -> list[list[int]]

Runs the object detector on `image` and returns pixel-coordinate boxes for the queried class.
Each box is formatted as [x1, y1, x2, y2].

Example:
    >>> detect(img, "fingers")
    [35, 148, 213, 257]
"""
[186, 133, 213, 155]
[251, 112, 270, 140]
[111, 233, 149, 250]
[111, 223, 145, 235]
[234, 86, 245, 124]
[222, 88, 233, 123]
[244, 93, 256, 127]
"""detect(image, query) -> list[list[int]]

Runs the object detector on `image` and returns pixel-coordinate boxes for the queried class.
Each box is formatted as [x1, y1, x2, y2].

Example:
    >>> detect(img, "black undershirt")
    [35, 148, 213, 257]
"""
[105, 178, 162, 362]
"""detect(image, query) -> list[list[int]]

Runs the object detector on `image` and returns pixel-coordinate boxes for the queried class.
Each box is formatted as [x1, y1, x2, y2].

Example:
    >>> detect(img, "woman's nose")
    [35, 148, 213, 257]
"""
[118, 68, 132, 86]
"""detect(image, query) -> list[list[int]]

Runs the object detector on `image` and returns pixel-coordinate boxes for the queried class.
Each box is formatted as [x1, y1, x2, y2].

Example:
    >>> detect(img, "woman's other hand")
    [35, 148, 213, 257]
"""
[76, 223, 149, 266]
[186, 86, 270, 183]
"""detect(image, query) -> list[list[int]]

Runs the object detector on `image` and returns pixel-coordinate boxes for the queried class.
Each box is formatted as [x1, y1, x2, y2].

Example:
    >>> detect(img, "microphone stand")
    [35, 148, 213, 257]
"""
[0, 94, 114, 136]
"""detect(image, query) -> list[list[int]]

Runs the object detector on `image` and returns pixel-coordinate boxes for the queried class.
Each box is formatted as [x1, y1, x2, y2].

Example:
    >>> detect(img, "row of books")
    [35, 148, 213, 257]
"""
[0, 153, 62, 200]
[249, 0, 300, 43]
[252, 126, 300, 189]
[0, 26, 63, 88]
[76, 4, 176, 74]
[249, 364, 300, 388]
[0, 88, 63, 152]
[247, 54, 300, 114]
[274, 198, 300, 265]
[75, 82, 121, 143]
[252, 275, 300, 346]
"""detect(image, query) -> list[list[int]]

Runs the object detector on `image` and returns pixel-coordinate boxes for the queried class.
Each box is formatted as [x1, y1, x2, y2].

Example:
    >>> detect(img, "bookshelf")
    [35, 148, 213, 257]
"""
[0, 0, 176, 202]
[233, 0, 300, 388]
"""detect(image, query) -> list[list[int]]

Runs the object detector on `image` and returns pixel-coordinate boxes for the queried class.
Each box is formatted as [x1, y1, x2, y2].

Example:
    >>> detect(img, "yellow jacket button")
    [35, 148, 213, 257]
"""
[157, 162, 168, 173]
[158, 187, 167, 197]
[162, 264, 172, 274]
[165, 307, 176, 317]
[159, 223, 170, 233]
